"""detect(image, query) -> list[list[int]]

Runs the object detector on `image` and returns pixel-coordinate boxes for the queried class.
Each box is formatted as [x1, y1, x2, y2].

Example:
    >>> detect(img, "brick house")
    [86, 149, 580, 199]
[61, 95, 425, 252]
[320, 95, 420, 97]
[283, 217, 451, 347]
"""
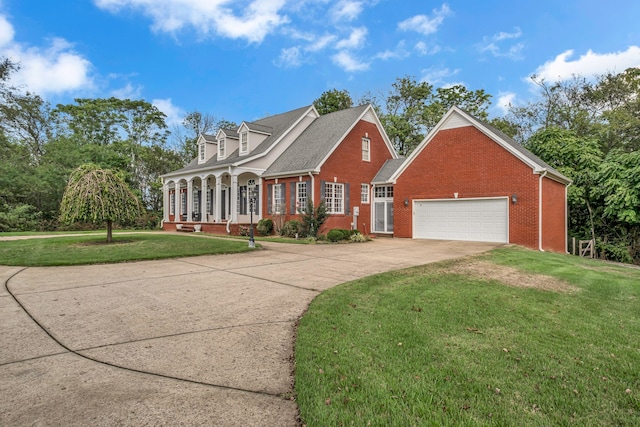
[161, 104, 398, 236]
[161, 105, 570, 252]
[376, 106, 571, 253]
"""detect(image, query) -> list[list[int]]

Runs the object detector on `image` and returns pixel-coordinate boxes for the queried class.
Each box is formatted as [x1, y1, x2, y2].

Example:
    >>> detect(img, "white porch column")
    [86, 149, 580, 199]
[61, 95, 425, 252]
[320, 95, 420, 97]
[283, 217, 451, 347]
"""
[187, 179, 193, 222]
[162, 182, 169, 222]
[215, 178, 222, 222]
[201, 176, 208, 222]
[176, 182, 182, 221]
[230, 174, 238, 223]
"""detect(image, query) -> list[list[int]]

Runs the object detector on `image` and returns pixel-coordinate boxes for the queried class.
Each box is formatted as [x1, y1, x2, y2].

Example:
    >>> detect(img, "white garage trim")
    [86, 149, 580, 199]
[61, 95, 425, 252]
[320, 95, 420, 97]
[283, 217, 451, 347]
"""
[412, 197, 509, 243]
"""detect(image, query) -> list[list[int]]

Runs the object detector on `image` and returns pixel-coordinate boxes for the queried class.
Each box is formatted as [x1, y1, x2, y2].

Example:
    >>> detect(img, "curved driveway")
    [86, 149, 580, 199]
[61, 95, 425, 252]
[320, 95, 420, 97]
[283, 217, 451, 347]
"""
[0, 237, 499, 426]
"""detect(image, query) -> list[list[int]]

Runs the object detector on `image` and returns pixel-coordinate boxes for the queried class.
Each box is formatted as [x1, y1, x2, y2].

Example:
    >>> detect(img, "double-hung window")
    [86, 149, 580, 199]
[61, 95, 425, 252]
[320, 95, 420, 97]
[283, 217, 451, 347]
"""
[324, 182, 344, 214]
[296, 182, 308, 213]
[273, 184, 283, 215]
[361, 183, 370, 204]
[170, 192, 175, 214]
[181, 191, 187, 216]
[362, 137, 370, 161]
[199, 143, 205, 161]
[218, 138, 226, 158]
[240, 132, 248, 154]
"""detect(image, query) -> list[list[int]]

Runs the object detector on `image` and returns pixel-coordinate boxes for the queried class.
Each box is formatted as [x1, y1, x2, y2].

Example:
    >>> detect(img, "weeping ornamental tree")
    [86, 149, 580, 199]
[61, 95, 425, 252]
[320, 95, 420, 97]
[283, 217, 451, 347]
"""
[59, 163, 141, 242]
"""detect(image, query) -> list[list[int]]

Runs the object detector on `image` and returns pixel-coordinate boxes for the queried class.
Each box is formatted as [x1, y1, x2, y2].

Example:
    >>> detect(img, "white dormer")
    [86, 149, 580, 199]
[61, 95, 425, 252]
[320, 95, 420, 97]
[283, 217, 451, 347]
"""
[215, 128, 239, 160]
[237, 121, 272, 156]
[197, 133, 217, 164]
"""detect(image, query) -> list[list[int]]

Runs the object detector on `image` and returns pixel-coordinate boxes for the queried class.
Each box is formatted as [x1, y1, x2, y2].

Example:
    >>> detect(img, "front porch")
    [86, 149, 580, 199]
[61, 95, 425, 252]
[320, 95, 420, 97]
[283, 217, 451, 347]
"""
[162, 170, 261, 236]
[164, 220, 254, 236]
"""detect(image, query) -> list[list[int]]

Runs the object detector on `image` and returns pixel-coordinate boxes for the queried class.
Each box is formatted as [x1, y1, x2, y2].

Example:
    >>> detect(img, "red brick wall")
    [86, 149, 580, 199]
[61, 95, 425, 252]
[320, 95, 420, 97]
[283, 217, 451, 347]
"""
[541, 177, 567, 253]
[262, 119, 394, 235]
[394, 125, 547, 250]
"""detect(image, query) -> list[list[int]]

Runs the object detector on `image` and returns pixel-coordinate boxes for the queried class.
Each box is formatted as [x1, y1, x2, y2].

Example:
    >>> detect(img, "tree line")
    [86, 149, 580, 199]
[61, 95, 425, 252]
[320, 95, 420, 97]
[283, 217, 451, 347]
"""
[1, 55, 638, 263]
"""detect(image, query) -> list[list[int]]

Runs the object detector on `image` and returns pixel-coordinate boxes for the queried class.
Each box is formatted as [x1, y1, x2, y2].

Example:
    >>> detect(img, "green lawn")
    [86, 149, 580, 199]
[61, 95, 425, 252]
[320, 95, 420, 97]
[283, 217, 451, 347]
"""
[295, 247, 640, 426]
[0, 232, 256, 266]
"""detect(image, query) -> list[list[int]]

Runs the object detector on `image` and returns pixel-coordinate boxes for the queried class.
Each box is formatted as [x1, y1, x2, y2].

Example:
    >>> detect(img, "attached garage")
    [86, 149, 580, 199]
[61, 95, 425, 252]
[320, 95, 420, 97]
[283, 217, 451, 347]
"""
[413, 198, 508, 243]
[383, 106, 572, 253]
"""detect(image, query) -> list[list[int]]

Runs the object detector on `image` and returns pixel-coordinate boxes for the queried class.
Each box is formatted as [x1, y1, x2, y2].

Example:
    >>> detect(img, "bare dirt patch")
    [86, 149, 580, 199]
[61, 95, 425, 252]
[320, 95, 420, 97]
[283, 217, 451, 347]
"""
[445, 260, 579, 293]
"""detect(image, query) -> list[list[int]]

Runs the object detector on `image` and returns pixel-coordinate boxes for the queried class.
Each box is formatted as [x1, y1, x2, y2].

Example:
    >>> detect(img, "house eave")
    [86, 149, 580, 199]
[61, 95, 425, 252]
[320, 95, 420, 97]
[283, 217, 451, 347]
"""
[262, 169, 319, 179]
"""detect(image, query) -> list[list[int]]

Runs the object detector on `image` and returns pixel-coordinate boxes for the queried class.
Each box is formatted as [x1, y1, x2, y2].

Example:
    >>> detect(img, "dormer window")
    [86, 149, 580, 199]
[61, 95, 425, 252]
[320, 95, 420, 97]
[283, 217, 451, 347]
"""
[218, 138, 226, 159]
[240, 132, 248, 154]
[199, 142, 205, 161]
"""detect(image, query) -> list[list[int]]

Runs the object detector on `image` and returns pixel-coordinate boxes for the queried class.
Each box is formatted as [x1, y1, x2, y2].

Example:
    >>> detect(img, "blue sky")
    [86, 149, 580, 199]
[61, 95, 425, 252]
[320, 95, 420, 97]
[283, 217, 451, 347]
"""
[1, 0, 639, 130]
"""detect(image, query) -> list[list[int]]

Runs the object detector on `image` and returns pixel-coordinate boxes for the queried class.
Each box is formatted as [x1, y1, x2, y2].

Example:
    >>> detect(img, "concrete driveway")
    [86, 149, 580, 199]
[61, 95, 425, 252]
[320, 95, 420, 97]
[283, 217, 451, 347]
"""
[0, 237, 500, 426]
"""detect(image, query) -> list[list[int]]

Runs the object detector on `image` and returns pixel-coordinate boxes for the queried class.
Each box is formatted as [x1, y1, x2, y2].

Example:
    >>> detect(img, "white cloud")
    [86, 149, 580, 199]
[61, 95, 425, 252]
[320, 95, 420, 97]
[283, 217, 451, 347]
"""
[497, 92, 516, 115]
[275, 46, 302, 68]
[332, 50, 369, 72]
[375, 40, 409, 61]
[414, 40, 440, 56]
[110, 82, 143, 99]
[494, 28, 522, 41]
[0, 14, 14, 47]
[2, 32, 94, 96]
[335, 26, 367, 50]
[478, 27, 524, 60]
[307, 34, 338, 52]
[94, 0, 290, 44]
[330, 0, 363, 22]
[398, 4, 451, 36]
[153, 98, 185, 127]
[420, 66, 460, 86]
[532, 46, 640, 82]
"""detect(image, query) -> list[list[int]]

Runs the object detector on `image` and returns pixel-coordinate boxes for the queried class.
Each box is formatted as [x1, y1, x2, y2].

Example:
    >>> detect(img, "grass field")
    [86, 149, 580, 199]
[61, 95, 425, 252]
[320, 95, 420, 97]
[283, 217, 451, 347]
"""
[295, 247, 640, 426]
[0, 232, 255, 266]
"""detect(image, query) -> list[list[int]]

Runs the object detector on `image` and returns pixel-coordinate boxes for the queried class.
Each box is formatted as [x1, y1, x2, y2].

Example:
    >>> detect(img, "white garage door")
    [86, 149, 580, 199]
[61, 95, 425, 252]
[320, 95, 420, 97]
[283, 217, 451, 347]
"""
[413, 198, 508, 243]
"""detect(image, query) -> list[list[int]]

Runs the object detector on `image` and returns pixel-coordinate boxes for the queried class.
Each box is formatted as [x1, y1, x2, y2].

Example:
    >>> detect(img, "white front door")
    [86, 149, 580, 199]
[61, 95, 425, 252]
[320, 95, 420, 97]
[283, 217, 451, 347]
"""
[373, 186, 394, 233]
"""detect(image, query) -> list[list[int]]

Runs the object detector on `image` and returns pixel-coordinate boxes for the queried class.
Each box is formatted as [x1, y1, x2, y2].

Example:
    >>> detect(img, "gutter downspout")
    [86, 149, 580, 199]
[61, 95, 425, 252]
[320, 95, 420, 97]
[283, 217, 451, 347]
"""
[538, 169, 548, 252]
[227, 166, 234, 235]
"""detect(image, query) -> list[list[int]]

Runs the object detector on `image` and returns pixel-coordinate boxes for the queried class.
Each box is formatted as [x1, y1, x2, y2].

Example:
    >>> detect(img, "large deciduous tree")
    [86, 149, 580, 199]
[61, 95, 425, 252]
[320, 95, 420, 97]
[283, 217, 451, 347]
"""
[59, 164, 141, 242]
[313, 89, 353, 115]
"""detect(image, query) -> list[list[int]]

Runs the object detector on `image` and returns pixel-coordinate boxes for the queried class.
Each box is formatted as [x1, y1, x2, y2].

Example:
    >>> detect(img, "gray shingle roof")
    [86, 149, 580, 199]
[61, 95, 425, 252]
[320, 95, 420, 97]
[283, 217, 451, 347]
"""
[220, 128, 239, 139]
[202, 133, 217, 142]
[244, 121, 273, 134]
[164, 105, 313, 176]
[372, 158, 406, 183]
[264, 104, 370, 176]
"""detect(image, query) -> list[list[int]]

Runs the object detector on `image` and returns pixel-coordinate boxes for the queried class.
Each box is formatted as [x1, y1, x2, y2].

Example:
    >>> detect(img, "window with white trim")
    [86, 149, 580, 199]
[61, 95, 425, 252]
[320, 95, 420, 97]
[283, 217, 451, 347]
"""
[296, 182, 307, 213]
[218, 138, 226, 158]
[375, 186, 393, 198]
[193, 190, 200, 215]
[273, 184, 283, 215]
[199, 142, 205, 161]
[181, 191, 187, 216]
[240, 132, 248, 154]
[362, 137, 370, 161]
[324, 182, 344, 214]
[170, 192, 175, 214]
[361, 183, 370, 204]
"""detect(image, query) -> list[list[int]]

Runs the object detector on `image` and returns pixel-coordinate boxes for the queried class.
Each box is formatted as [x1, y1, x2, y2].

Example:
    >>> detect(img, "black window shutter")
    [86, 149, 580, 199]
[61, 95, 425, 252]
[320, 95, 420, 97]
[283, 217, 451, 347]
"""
[290, 182, 296, 214]
[267, 184, 273, 214]
[320, 180, 326, 203]
[345, 183, 350, 215]
[280, 183, 286, 209]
